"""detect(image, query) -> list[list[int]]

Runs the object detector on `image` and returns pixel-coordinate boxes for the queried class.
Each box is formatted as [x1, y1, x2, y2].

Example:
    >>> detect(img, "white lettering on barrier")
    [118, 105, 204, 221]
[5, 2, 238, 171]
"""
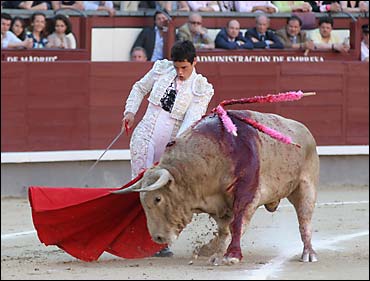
[6, 56, 58, 62]
[286, 56, 325, 62]
[197, 55, 325, 63]
[6, 56, 19, 62]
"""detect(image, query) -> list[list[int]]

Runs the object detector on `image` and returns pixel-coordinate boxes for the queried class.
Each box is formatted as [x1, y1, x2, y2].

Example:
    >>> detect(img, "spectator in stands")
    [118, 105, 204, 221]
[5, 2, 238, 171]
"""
[234, 1, 278, 13]
[139, 1, 190, 11]
[187, 1, 220, 12]
[158, 1, 190, 11]
[245, 14, 284, 49]
[122, 41, 214, 258]
[177, 12, 215, 49]
[273, 1, 313, 12]
[215, 19, 253, 49]
[5, 1, 56, 10]
[119, 1, 139, 11]
[131, 10, 169, 61]
[174, 1, 191, 11]
[276, 15, 315, 50]
[11, 16, 27, 40]
[309, 16, 350, 53]
[83, 1, 116, 16]
[339, 1, 369, 12]
[130, 46, 148, 61]
[1, 12, 33, 49]
[138, 1, 157, 10]
[218, 1, 236, 11]
[46, 14, 76, 49]
[361, 24, 369, 61]
[52, 1, 84, 10]
[1, 1, 18, 8]
[305, 1, 342, 13]
[26, 12, 49, 48]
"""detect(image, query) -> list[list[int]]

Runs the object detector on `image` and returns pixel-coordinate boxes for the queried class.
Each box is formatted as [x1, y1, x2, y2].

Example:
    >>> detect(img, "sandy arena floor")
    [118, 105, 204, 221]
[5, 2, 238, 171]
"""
[1, 185, 369, 280]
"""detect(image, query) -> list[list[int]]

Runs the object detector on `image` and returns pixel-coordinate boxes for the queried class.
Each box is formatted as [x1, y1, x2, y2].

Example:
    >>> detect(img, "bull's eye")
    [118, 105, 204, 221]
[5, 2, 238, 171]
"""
[154, 196, 161, 204]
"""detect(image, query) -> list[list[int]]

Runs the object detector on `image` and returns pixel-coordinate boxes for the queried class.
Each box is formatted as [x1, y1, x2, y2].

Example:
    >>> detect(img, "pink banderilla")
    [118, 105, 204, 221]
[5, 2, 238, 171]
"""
[214, 91, 316, 146]
[220, 91, 315, 107]
[216, 105, 238, 136]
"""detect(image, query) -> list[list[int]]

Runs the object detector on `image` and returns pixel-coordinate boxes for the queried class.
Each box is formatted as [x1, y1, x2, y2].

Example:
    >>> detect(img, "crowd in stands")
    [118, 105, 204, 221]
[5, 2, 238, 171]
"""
[118, 1, 369, 14]
[130, 9, 366, 61]
[2, 1, 369, 14]
[1, 10, 76, 49]
[1, 1, 369, 61]
[1, 1, 115, 14]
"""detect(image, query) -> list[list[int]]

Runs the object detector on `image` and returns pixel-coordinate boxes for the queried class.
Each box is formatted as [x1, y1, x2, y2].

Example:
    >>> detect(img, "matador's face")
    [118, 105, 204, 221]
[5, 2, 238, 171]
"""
[173, 59, 196, 81]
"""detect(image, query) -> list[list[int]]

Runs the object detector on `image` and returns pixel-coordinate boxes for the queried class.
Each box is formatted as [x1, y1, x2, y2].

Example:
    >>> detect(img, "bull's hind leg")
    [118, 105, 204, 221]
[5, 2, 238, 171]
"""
[288, 179, 318, 262]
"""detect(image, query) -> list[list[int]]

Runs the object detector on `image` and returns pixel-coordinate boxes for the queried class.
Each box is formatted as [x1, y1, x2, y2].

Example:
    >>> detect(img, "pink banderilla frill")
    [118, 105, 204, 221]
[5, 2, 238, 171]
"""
[214, 91, 315, 146]
[232, 114, 301, 148]
[220, 91, 315, 107]
[216, 105, 238, 136]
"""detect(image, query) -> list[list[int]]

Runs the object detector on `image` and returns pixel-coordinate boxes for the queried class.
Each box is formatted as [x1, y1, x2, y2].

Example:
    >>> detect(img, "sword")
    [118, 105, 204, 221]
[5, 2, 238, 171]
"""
[78, 124, 129, 186]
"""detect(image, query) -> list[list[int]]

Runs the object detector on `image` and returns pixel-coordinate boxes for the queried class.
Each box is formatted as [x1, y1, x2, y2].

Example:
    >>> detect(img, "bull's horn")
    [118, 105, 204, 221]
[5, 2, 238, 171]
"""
[111, 169, 171, 194]
[111, 178, 143, 194]
[144, 169, 172, 192]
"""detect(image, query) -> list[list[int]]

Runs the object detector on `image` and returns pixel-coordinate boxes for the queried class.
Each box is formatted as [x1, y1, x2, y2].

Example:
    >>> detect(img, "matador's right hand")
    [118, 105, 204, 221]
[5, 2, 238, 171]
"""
[122, 112, 135, 134]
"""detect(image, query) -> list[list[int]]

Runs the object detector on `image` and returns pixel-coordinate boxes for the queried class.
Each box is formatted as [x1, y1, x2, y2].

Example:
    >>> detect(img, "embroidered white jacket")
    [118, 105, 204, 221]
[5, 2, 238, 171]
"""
[124, 59, 214, 136]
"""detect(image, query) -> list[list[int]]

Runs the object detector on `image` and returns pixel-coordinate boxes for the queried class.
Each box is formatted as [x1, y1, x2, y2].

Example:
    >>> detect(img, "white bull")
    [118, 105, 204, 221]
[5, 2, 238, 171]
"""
[115, 109, 319, 265]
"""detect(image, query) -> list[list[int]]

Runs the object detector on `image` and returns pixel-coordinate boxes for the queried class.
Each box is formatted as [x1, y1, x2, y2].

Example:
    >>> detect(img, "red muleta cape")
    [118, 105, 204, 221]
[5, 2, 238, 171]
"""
[28, 173, 164, 262]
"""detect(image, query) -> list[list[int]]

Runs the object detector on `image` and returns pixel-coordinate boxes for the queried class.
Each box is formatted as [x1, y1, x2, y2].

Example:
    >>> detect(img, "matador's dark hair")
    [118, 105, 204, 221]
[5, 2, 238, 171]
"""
[171, 40, 196, 64]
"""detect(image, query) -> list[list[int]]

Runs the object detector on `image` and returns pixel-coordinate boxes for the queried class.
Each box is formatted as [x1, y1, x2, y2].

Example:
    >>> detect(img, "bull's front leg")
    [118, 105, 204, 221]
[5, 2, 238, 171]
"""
[192, 215, 232, 263]
[206, 215, 233, 265]
[223, 212, 244, 264]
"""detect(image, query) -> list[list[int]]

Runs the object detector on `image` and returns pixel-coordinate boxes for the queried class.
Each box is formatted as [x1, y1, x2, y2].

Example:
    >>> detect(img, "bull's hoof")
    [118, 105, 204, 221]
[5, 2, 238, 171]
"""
[192, 252, 199, 260]
[208, 254, 223, 266]
[222, 256, 240, 265]
[301, 249, 318, 262]
[193, 242, 217, 257]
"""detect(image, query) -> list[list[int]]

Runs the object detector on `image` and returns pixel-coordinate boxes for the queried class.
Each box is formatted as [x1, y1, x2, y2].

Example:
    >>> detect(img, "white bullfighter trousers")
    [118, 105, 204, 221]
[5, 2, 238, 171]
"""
[130, 103, 176, 179]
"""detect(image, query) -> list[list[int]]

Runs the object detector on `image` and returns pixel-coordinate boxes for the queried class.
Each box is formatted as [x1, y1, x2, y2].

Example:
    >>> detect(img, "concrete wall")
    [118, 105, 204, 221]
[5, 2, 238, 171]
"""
[1, 160, 132, 197]
[91, 27, 142, 61]
[1, 155, 368, 198]
[318, 155, 369, 187]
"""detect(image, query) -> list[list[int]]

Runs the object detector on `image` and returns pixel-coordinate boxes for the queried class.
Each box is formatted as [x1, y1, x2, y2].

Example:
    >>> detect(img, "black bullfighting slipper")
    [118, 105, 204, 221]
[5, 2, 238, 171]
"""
[153, 246, 174, 257]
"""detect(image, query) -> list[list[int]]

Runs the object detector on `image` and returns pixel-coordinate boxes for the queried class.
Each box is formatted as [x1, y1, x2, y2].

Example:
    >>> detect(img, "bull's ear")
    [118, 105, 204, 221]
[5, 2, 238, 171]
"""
[111, 179, 143, 194]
